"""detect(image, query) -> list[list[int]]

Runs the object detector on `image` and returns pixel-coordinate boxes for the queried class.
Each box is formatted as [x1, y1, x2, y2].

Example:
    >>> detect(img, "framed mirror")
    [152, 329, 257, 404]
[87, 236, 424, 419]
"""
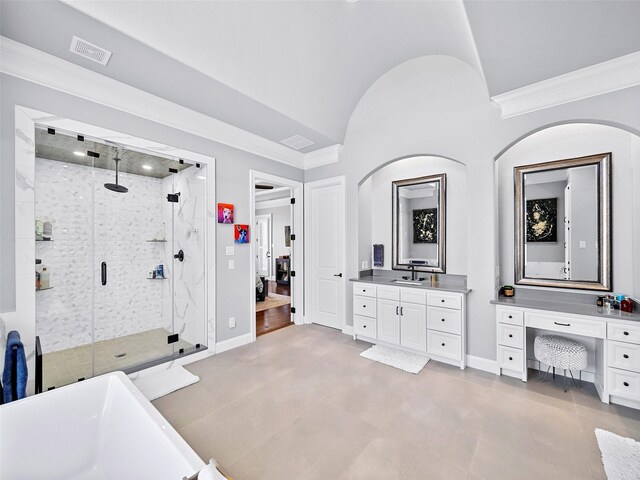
[515, 153, 611, 291]
[392, 174, 446, 273]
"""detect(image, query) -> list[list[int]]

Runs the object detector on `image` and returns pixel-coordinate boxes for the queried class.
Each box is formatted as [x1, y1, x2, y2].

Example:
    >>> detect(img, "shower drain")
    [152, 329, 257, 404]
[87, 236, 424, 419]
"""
[114, 353, 127, 358]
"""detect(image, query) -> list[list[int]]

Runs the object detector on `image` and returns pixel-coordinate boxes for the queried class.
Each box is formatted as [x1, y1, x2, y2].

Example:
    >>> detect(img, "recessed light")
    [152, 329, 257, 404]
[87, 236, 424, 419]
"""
[73, 151, 86, 157]
[142, 165, 153, 170]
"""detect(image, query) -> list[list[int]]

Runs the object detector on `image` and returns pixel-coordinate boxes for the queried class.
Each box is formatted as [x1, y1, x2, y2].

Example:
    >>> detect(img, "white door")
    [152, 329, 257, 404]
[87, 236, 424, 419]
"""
[377, 299, 400, 345]
[256, 214, 272, 278]
[400, 302, 427, 352]
[309, 182, 344, 329]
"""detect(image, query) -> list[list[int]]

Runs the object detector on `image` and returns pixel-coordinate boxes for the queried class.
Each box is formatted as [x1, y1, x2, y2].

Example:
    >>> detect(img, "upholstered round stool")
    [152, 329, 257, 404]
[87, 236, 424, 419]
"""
[534, 335, 588, 392]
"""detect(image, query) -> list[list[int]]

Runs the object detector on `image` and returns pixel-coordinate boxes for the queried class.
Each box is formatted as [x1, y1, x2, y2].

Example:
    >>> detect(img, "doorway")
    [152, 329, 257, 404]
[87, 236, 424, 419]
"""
[250, 171, 304, 340]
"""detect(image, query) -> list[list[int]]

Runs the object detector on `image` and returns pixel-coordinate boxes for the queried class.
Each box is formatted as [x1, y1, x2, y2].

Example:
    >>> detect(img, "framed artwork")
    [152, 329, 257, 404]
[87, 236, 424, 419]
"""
[217, 203, 234, 224]
[526, 198, 557, 242]
[234, 224, 249, 244]
[284, 225, 291, 247]
[413, 208, 438, 244]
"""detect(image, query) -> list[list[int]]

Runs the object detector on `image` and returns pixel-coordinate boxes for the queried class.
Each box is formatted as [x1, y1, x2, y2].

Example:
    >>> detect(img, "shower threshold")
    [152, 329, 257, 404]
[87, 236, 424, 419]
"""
[42, 328, 206, 391]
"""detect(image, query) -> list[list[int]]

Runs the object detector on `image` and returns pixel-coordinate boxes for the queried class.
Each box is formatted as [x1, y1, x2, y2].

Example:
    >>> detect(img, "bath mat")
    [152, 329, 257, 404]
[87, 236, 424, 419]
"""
[256, 293, 291, 312]
[130, 365, 199, 401]
[596, 428, 640, 480]
[360, 344, 429, 374]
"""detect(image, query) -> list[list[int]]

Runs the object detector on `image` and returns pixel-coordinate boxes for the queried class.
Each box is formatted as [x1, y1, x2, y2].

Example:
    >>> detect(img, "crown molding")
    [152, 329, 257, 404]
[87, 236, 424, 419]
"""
[0, 36, 305, 168]
[491, 51, 640, 119]
[304, 143, 342, 170]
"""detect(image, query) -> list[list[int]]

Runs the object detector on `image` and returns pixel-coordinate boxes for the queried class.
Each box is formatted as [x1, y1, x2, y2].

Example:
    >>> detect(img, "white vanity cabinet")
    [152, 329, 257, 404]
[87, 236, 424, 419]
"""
[494, 303, 640, 410]
[353, 282, 467, 368]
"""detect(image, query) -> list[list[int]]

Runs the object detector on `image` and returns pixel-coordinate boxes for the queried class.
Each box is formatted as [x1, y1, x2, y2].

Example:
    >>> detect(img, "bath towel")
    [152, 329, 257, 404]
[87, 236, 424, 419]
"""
[3, 330, 27, 403]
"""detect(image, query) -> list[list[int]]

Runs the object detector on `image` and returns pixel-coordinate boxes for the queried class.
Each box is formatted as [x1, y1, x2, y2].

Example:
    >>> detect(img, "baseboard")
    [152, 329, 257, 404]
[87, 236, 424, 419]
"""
[216, 333, 253, 354]
[526, 358, 595, 383]
[466, 355, 498, 374]
[342, 325, 354, 335]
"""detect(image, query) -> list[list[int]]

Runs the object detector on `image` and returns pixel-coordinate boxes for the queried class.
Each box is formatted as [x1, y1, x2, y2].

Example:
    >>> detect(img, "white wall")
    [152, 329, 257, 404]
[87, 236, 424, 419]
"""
[306, 54, 640, 360]
[362, 155, 467, 274]
[498, 124, 636, 295]
[255, 204, 292, 277]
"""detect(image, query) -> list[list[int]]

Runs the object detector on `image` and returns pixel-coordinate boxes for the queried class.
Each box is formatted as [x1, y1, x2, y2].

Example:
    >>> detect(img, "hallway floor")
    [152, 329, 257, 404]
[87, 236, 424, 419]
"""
[256, 281, 292, 336]
[153, 324, 640, 480]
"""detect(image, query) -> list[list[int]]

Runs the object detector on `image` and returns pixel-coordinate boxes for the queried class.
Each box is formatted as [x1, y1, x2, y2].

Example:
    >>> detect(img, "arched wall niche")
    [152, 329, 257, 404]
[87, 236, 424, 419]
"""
[357, 154, 468, 275]
[495, 122, 640, 299]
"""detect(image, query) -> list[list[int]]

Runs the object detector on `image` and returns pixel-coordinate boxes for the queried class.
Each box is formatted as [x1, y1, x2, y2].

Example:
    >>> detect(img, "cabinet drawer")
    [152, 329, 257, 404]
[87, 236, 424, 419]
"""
[608, 341, 640, 372]
[608, 368, 640, 401]
[498, 345, 524, 373]
[427, 292, 462, 310]
[497, 323, 524, 349]
[427, 306, 462, 335]
[353, 283, 376, 298]
[497, 308, 524, 326]
[354, 315, 377, 339]
[377, 286, 400, 301]
[401, 288, 426, 305]
[608, 323, 640, 345]
[525, 311, 606, 339]
[353, 296, 377, 318]
[427, 331, 461, 361]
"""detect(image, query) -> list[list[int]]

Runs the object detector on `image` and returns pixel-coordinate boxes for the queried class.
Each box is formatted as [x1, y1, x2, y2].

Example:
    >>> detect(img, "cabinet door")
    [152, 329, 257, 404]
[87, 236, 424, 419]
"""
[377, 298, 400, 345]
[400, 302, 427, 352]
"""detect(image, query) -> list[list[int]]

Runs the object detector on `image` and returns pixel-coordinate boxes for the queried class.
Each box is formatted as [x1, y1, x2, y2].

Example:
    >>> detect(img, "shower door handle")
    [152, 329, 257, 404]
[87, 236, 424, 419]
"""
[101, 262, 107, 286]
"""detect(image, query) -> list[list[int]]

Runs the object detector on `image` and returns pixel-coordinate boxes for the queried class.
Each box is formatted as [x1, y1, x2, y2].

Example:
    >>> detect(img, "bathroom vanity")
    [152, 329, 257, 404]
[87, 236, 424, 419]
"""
[492, 291, 640, 410]
[351, 275, 470, 369]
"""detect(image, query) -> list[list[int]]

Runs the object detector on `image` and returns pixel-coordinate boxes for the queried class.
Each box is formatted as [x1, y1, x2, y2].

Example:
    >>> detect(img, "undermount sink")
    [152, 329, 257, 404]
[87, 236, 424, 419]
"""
[391, 279, 423, 286]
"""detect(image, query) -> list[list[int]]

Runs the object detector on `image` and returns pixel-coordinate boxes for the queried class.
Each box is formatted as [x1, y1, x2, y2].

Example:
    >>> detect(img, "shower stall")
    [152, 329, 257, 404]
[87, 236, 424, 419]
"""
[33, 125, 208, 390]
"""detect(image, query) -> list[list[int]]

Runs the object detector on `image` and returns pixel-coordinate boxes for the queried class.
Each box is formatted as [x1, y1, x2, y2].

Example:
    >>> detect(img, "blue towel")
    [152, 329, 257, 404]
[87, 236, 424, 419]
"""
[3, 331, 27, 403]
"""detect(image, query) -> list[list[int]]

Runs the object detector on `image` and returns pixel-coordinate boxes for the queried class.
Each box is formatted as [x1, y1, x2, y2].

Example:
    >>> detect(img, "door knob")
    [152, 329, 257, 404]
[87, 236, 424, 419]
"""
[334, 273, 342, 277]
[174, 250, 184, 262]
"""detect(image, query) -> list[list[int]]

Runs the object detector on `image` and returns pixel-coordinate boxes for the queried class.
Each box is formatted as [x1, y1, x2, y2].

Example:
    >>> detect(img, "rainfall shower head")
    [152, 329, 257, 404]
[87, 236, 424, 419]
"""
[104, 155, 128, 193]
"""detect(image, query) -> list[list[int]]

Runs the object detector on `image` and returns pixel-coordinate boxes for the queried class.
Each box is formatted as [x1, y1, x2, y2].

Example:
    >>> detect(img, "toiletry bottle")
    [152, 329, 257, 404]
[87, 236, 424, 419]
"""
[40, 267, 50, 289]
[431, 274, 438, 287]
[36, 271, 41, 290]
[35, 219, 43, 241]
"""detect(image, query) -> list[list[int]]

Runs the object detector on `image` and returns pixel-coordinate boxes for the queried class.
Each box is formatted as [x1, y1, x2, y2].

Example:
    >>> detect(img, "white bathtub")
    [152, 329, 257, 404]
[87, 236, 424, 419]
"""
[0, 371, 204, 480]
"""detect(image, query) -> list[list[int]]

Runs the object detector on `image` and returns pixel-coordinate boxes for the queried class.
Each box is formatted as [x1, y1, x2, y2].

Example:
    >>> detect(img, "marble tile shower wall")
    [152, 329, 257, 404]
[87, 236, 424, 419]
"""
[35, 158, 170, 353]
[162, 166, 207, 347]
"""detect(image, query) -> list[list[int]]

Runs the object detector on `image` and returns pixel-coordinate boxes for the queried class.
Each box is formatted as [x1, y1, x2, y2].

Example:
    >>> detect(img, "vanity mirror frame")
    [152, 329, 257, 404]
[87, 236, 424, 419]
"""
[514, 152, 611, 291]
[392, 173, 447, 274]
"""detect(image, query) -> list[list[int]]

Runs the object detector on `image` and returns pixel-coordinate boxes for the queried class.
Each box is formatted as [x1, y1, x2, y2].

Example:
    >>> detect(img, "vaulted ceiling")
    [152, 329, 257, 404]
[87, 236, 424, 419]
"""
[2, 0, 639, 156]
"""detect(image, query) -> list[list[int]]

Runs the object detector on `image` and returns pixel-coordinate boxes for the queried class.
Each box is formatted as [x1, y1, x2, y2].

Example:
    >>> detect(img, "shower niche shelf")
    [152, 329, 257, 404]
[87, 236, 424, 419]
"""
[36, 287, 53, 291]
[36, 239, 54, 242]
[146, 239, 167, 243]
[147, 277, 168, 280]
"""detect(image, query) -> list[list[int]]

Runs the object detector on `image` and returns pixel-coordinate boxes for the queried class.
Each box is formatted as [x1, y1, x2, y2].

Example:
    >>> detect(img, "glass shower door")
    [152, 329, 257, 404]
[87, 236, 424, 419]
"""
[93, 144, 175, 376]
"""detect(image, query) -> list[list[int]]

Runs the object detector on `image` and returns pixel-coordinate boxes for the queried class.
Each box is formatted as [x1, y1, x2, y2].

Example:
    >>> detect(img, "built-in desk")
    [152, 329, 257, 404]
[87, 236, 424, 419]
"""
[491, 292, 640, 410]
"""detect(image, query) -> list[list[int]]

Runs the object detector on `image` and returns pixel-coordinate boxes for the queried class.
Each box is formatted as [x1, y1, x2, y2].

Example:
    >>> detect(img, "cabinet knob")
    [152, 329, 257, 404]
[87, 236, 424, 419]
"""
[508, 315, 513, 319]
[508, 356, 513, 361]
[441, 343, 445, 347]
[363, 305, 366, 308]
[623, 354, 629, 359]
[363, 325, 367, 328]
[441, 299, 445, 303]
[362, 289, 366, 292]
[624, 331, 629, 336]
[624, 382, 630, 387]
[441, 318, 445, 322]
[508, 334, 513, 338]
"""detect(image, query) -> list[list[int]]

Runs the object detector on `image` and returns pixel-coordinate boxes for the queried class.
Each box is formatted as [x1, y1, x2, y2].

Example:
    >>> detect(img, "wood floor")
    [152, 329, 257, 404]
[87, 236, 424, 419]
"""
[256, 282, 292, 337]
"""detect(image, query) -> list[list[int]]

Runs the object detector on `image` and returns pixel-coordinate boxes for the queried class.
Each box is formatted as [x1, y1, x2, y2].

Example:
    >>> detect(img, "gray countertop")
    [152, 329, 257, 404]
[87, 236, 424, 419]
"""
[491, 293, 640, 324]
[351, 275, 471, 294]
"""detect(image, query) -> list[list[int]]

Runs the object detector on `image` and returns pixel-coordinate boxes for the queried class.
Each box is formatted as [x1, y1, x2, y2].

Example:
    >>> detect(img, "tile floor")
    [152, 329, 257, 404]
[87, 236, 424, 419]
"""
[152, 324, 640, 480]
[43, 327, 193, 389]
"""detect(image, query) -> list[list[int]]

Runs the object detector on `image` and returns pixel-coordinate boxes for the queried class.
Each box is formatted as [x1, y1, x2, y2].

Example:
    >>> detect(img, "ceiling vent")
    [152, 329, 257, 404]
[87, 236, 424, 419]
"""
[69, 36, 112, 66]
[280, 134, 315, 150]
